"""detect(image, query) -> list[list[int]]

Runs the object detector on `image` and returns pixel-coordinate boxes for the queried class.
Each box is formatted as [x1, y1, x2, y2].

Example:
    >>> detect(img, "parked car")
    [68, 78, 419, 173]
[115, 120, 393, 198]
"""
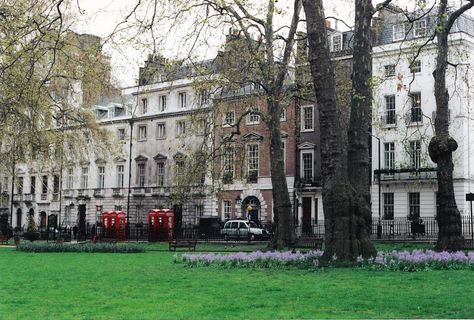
[220, 220, 269, 241]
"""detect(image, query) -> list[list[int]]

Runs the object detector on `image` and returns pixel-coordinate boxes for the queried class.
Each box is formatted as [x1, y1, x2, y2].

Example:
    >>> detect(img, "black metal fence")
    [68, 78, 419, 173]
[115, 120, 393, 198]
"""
[296, 216, 474, 241]
[6, 216, 474, 243]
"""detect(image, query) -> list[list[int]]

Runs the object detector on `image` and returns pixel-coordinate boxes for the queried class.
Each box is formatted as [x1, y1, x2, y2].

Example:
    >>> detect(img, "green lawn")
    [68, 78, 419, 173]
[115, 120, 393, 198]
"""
[0, 246, 473, 319]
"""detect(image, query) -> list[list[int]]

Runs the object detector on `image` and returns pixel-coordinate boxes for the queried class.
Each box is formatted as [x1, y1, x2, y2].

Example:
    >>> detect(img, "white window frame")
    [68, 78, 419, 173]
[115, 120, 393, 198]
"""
[156, 123, 166, 139]
[223, 146, 235, 179]
[17, 176, 23, 194]
[331, 33, 342, 52]
[280, 108, 287, 121]
[414, 20, 427, 37]
[179, 92, 187, 109]
[196, 119, 206, 136]
[223, 111, 235, 126]
[117, 165, 124, 188]
[30, 176, 36, 195]
[409, 140, 421, 169]
[410, 60, 421, 73]
[98, 166, 105, 189]
[81, 167, 89, 189]
[199, 90, 210, 106]
[137, 163, 146, 187]
[223, 200, 232, 219]
[384, 64, 396, 78]
[393, 23, 405, 41]
[300, 150, 314, 182]
[408, 192, 420, 218]
[247, 108, 260, 125]
[138, 125, 147, 141]
[384, 142, 395, 174]
[66, 169, 73, 190]
[301, 105, 314, 132]
[247, 143, 259, 177]
[42, 175, 48, 194]
[409, 92, 422, 123]
[385, 95, 396, 125]
[195, 204, 204, 217]
[117, 128, 126, 140]
[156, 162, 165, 186]
[383, 192, 394, 220]
[176, 120, 186, 137]
[140, 98, 148, 114]
[159, 95, 167, 112]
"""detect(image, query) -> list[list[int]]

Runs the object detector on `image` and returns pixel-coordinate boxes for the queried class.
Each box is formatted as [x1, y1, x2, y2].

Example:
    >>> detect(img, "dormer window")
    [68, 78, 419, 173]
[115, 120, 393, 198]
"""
[414, 20, 427, 37]
[331, 34, 342, 52]
[393, 24, 405, 41]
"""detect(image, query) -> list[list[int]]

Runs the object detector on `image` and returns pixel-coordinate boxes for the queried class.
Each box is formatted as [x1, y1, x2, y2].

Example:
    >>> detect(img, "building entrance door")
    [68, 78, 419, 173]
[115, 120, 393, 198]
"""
[302, 197, 312, 234]
[241, 196, 260, 224]
[16, 208, 22, 229]
[77, 204, 86, 241]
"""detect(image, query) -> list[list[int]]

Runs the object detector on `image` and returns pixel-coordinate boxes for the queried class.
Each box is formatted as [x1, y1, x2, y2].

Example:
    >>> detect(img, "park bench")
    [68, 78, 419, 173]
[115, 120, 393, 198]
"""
[0, 234, 9, 245]
[292, 237, 324, 252]
[169, 239, 197, 252]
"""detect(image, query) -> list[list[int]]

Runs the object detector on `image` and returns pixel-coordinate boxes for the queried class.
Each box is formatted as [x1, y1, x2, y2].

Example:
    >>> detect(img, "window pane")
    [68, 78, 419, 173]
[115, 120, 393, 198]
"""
[385, 95, 396, 125]
[302, 153, 313, 181]
[383, 193, 394, 220]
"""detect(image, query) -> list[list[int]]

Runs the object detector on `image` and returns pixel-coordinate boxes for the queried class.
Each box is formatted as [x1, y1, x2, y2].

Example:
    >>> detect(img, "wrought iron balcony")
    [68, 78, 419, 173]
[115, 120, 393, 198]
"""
[374, 167, 437, 181]
[112, 188, 124, 197]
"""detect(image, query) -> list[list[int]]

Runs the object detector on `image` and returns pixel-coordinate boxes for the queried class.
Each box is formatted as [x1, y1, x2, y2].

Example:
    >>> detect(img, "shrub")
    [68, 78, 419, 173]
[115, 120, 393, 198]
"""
[16, 242, 144, 253]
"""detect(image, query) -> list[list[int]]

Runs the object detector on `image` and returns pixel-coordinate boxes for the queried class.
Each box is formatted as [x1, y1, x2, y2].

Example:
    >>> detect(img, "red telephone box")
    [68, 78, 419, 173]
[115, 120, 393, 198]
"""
[101, 211, 127, 241]
[148, 209, 174, 242]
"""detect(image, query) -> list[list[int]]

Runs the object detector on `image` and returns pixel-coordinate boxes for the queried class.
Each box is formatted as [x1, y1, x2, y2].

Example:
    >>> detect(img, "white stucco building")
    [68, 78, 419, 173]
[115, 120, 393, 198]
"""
[371, 7, 474, 224]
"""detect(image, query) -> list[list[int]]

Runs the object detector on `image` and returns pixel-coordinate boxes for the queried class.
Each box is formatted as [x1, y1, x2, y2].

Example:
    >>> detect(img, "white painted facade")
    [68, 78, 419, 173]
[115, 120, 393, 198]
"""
[6, 74, 216, 230]
[371, 32, 474, 220]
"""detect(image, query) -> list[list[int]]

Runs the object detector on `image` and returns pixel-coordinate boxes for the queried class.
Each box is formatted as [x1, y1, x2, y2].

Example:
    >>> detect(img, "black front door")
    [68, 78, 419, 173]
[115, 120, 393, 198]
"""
[77, 204, 86, 241]
[302, 197, 312, 234]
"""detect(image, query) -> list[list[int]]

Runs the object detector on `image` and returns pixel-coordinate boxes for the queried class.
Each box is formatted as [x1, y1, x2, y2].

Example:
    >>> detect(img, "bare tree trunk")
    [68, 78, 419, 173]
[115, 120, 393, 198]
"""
[303, 0, 375, 260]
[268, 98, 295, 249]
[428, 0, 471, 251]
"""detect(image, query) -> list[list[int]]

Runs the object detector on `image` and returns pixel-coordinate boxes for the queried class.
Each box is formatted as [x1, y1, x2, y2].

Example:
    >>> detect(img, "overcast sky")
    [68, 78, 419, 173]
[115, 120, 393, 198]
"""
[68, 0, 432, 87]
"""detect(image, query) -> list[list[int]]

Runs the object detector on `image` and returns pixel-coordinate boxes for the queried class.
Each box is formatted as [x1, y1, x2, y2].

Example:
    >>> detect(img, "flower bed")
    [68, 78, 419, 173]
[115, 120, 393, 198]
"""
[368, 250, 474, 271]
[16, 242, 145, 253]
[178, 250, 324, 269]
[177, 249, 474, 271]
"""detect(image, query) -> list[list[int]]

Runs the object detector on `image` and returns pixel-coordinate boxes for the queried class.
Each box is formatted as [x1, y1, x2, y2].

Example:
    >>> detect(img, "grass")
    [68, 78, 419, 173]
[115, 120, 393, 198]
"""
[0, 246, 473, 319]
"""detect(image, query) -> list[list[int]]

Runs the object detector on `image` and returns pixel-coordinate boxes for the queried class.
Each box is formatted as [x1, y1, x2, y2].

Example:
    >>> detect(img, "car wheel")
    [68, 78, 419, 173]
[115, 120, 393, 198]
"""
[224, 234, 229, 241]
[249, 234, 255, 241]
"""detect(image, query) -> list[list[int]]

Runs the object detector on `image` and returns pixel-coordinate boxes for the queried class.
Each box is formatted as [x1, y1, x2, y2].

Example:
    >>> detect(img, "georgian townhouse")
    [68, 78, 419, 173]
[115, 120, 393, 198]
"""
[79, 54, 215, 231]
[371, 6, 474, 227]
[213, 84, 296, 226]
[294, 25, 354, 235]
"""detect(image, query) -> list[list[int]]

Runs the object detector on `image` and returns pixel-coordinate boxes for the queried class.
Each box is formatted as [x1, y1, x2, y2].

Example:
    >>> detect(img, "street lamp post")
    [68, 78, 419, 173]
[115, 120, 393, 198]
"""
[371, 133, 382, 239]
[126, 118, 134, 240]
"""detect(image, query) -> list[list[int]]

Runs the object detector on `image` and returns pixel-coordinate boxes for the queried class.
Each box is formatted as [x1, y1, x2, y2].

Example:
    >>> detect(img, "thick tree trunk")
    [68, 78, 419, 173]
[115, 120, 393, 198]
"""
[268, 98, 295, 249]
[303, 0, 375, 260]
[344, 0, 376, 257]
[429, 0, 464, 251]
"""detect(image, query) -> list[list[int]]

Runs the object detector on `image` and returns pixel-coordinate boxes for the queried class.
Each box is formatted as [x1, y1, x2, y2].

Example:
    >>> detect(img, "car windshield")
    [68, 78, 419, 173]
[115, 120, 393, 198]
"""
[249, 221, 258, 228]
